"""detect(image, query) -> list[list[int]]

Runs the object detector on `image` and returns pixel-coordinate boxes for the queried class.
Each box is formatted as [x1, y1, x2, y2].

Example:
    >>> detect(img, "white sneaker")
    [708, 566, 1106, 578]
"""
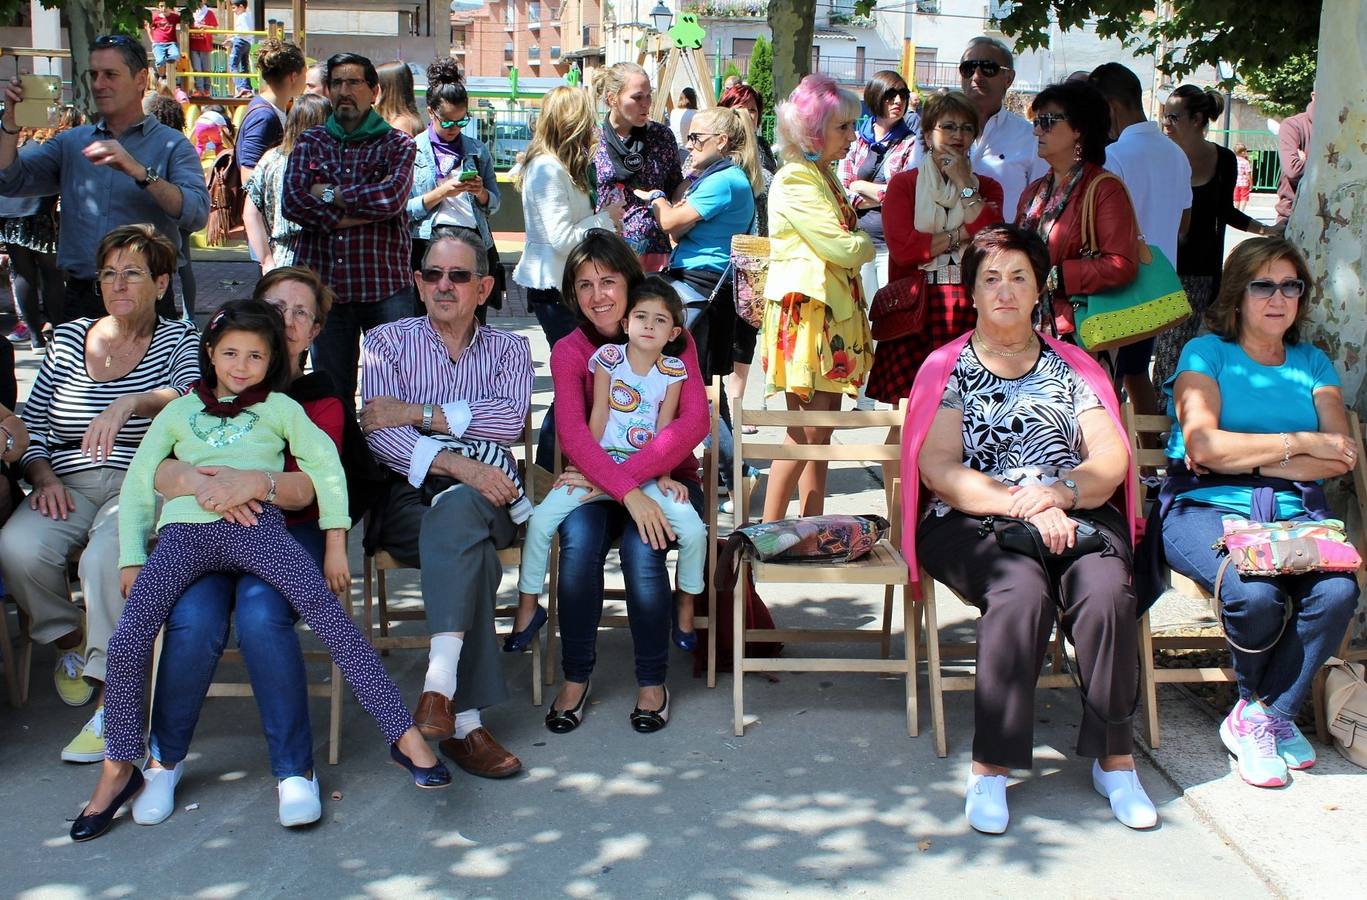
[1092, 761, 1158, 829]
[965, 771, 1009, 834]
[132, 761, 184, 825]
[277, 773, 321, 827]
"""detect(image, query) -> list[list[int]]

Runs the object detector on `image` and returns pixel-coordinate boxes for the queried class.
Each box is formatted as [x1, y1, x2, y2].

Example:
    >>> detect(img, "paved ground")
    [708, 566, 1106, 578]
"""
[4, 192, 1366, 898]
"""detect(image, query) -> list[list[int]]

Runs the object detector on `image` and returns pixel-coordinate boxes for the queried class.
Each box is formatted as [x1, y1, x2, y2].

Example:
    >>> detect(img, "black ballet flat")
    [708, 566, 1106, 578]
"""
[390, 744, 452, 789]
[630, 687, 670, 734]
[545, 681, 591, 734]
[70, 766, 144, 842]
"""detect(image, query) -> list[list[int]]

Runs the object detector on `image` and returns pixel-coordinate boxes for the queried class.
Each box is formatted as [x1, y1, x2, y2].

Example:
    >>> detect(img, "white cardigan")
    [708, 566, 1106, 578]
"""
[512, 154, 617, 291]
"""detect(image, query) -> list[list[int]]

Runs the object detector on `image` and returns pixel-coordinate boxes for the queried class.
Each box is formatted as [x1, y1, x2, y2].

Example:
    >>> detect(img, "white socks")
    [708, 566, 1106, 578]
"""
[422, 633, 464, 697]
[454, 708, 482, 740]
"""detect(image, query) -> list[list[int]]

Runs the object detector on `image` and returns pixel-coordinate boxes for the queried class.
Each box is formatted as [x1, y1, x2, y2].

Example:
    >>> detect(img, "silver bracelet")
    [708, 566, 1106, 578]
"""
[262, 470, 278, 504]
[1279, 432, 1292, 467]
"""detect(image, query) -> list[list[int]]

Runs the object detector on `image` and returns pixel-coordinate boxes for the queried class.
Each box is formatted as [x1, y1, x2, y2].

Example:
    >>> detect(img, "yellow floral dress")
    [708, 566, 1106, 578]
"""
[762, 165, 874, 401]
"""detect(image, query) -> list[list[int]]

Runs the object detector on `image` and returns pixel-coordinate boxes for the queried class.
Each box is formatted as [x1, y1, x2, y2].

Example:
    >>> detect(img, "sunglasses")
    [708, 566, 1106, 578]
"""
[959, 59, 1010, 78]
[438, 116, 471, 128]
[686, 131, 718, 146]
[882, 88, 911, 103]
[1032, 113, 1067, 132]
[419, 267, 477, 285]
[1247, 278, 1305, 300]
[94, 34, 140, 49]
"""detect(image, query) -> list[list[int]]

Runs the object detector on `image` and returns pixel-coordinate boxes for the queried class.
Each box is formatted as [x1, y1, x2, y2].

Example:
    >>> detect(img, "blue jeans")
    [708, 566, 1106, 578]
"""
[556, 482, 703, 686]
[313, 287, 413, 410]
[229, 38, 251, 92]
[528, 290, 580, 471]
[148, 522, 323, 779]
[1162, 501, 1359, 718]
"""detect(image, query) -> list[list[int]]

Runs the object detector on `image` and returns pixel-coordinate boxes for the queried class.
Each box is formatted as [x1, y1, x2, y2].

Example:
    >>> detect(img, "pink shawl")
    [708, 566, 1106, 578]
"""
[899, 331, 1138, 599]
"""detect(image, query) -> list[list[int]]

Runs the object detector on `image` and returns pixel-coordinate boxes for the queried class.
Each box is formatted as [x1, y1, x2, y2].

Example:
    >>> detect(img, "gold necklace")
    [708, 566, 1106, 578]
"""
[973, 331, 1037, 359]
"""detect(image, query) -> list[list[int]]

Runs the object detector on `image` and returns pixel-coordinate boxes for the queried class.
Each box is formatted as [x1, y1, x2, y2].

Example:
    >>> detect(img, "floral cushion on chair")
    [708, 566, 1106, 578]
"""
[734, 515, 889, 564]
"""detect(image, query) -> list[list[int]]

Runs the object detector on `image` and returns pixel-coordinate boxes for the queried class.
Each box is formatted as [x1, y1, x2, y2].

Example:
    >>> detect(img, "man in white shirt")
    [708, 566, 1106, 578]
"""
[1090, 62, 1191, 414]
[959, 36, 1044, 218]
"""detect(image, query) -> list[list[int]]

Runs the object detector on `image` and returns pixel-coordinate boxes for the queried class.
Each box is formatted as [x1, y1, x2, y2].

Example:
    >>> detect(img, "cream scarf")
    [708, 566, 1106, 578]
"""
[913, 157, 975, 276]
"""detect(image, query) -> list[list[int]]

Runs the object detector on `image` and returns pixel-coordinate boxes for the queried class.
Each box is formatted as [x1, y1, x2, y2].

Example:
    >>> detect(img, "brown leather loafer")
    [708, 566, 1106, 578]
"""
[414, 691, 455, 740]
[439, 727, 522, 779]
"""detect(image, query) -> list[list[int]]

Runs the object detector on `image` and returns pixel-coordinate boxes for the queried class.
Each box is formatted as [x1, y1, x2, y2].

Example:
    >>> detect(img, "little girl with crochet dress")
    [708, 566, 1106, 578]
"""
[69, 300, 448, 843]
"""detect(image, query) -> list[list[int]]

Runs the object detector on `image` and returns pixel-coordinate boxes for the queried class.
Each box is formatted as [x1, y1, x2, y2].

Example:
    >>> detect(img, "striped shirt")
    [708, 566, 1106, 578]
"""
[361, 315, 532, 491]
[20, 317, 200, 477]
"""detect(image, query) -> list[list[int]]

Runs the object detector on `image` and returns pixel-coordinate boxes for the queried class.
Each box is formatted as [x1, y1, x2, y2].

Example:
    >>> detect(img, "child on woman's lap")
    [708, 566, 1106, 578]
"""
[72, 301, 445, 842]
[515, 277, 706, 651]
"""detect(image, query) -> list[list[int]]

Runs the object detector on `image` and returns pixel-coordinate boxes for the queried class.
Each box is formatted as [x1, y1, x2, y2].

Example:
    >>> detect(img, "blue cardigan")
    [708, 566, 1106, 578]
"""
[406, 129, 500, 248]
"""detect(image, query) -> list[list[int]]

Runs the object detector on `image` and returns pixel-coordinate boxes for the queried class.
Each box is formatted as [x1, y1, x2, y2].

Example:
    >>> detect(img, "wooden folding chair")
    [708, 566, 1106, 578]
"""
[543, 378, 723, 689]
[362, 414, 542, 706]
[0, 596, 31, 707]
[729, 399, 917, 737]
[1125, 403, 1364, 747]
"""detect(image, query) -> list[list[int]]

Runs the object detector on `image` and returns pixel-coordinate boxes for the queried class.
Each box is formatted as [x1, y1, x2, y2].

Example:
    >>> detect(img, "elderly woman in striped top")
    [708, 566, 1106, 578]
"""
[0, 225, 199, 763]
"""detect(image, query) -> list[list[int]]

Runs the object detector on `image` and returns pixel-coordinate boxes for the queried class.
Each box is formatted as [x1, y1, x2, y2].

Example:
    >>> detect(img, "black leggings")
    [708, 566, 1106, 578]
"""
[5, 244, 61, 338]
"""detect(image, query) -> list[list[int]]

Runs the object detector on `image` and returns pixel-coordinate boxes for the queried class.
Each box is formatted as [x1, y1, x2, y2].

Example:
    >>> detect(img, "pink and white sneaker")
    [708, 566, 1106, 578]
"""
[1219, 699, 1290, 788]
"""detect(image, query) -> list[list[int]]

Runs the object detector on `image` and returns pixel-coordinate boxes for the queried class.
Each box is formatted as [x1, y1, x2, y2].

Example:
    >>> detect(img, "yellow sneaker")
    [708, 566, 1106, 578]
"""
[54, 643, 94, 707]
[61, 706, 105, 763]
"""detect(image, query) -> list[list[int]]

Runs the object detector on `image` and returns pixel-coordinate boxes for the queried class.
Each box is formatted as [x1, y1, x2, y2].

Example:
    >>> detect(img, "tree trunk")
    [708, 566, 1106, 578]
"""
[1294, 0, 1367, 644]
[768, 0, 816, 104]
[64, 0, 112, 120]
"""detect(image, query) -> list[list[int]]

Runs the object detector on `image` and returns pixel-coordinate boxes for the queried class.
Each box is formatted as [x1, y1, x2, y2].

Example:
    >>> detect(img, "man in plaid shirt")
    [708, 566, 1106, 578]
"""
[283, 52, 416, 406]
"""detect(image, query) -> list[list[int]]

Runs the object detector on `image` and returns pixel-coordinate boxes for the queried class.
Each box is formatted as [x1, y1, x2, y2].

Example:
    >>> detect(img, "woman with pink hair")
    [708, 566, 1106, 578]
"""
[759, 75, 875, 522]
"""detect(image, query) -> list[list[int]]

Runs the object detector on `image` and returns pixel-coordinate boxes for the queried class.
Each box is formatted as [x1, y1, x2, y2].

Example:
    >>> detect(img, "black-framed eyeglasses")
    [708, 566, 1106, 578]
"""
[1032, 113, 1067, 132]
[959, 58, 1010, 79]
[438, 117, 471, 129]
[1247, 278, 1305, 300]
[419, 267, 477, 285]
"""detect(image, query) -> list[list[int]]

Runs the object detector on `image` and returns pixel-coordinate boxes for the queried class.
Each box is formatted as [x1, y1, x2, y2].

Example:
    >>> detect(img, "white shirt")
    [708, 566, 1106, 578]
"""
[588, 344, 687, 463]
[1103, 120, 1191, 263]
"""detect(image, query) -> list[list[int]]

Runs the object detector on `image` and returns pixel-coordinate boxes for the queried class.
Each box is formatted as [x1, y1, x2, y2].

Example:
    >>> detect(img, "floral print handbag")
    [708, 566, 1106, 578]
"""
[733, 514, 890, 563]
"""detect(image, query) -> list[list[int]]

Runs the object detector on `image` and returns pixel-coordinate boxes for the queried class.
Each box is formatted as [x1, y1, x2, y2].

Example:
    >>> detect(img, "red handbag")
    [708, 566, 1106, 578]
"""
[869, 270, 928, 341]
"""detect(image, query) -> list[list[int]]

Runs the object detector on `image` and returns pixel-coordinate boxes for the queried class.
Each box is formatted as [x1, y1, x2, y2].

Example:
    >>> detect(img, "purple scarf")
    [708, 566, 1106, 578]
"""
[427, 123, 463, 179]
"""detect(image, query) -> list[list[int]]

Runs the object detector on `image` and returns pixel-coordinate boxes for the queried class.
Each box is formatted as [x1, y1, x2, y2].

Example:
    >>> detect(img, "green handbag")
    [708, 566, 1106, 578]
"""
[1070, 172, 1192, 352]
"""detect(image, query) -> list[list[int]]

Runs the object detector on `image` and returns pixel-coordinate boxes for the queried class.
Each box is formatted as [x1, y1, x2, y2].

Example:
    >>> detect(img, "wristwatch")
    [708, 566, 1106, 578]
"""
[1061, 478, 1080, 510]
[135, 168, 161, 189]
[0, 426, 14, 455]
[320, 186, 337, 205]
[960, 185, 979, 200]
[646, 190, 667, 202]
[420, 403, 434, 435]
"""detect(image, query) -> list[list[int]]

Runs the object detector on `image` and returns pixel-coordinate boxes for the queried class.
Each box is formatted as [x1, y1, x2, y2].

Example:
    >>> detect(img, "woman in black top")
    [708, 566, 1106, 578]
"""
[1155, 85, 1277, 389]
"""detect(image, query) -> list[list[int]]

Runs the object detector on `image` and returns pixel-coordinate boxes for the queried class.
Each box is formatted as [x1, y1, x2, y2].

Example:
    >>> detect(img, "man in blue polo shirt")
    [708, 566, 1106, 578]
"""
[0, 36, 209, 322]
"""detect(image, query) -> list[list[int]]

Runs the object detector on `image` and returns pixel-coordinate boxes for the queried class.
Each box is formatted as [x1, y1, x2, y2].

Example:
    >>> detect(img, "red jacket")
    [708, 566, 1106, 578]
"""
[1016, 162, 1139, 297]
[882, 167, 1005, 282]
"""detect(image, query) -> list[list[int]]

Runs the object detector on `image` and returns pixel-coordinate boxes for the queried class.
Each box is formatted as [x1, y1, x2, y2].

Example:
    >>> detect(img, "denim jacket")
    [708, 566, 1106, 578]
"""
[406, 130, 500, 248]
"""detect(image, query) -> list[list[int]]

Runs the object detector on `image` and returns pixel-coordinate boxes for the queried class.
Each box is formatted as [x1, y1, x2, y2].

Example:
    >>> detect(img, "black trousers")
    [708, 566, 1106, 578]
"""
[918, 508, 1139, 769]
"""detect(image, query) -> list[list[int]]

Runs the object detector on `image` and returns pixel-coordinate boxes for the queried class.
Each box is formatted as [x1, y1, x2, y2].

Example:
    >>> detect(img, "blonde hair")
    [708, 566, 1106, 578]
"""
[690, 107, 763, 195]
[592, 62, 650, 110]
[517, 86, 599, 196]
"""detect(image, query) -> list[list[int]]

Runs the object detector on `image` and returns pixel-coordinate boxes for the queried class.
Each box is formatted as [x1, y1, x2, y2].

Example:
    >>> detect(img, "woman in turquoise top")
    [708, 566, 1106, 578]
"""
[70, 300, 450, 843]
[1160, 238, 1358, 791]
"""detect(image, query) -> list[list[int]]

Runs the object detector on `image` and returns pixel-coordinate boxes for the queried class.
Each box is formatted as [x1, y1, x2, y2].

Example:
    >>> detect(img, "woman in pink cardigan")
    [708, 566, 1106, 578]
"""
[900, 224, 1152, 835]
[533, 231, 710, 733]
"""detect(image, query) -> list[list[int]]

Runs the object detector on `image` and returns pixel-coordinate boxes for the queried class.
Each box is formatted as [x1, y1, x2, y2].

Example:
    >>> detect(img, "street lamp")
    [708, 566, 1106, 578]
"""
[650, 1, 673, 33]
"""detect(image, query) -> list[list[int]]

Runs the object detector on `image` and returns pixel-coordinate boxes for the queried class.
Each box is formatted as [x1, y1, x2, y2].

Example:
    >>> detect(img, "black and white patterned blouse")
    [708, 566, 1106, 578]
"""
[933, 341, 1100, 514]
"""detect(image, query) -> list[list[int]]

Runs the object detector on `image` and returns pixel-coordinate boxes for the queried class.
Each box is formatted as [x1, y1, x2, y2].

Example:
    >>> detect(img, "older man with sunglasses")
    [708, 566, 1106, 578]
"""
[0, 35, 209, 323]
[359, 225, 533, 781]
[954, 36, 1045, 218]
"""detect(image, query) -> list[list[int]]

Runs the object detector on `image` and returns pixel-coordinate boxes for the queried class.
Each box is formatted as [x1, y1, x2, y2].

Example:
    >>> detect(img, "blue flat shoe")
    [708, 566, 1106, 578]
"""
[671, 606, 697, 652]
[390, 744, 452, 789]
[503, 605, 547, 653]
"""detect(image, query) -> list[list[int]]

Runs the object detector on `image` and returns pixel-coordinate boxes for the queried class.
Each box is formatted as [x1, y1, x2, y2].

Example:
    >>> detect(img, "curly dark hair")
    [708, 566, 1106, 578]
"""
[425, 57, 469, 112]
[255, 39, 307, 85]
[1030, 81, 1111, 166]
[961, 224, 1052, 296]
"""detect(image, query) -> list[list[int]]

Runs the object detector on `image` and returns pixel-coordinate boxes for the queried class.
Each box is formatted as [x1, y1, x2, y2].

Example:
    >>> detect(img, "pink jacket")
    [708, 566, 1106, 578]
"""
[551, 326, 709, 502]
[899, 331, 1138, 599]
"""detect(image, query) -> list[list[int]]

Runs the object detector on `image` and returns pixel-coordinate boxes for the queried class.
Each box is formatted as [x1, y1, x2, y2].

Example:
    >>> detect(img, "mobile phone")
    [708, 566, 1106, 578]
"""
[459, 169, 478, 182]
[15, 75, 60, 129]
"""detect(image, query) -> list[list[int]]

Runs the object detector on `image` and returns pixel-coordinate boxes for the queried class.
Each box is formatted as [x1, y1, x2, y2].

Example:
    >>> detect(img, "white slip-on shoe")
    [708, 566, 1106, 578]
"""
[1092, 761, 1158, 829]
[132, 761, 184, 825]
[277, 774, 322, 827]
[965, 771, 1009, 834]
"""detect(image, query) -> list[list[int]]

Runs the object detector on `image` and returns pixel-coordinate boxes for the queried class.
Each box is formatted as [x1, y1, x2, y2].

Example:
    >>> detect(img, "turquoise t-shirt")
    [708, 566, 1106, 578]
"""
[670, 166, 755, 273]
[1164, 334, 1340, 518]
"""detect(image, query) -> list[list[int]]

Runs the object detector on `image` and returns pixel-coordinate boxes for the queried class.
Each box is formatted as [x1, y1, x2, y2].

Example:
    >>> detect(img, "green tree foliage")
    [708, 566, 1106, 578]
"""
[748, 35, 775, 114]
[722, 61, 743, 84]
[998, 1, 1321, 82]
[1242, 50, 1317, 118]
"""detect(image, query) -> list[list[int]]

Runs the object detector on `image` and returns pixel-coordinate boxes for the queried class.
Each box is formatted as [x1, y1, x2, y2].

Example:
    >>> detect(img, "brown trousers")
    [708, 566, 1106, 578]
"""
[918, 509, 1139, 769]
